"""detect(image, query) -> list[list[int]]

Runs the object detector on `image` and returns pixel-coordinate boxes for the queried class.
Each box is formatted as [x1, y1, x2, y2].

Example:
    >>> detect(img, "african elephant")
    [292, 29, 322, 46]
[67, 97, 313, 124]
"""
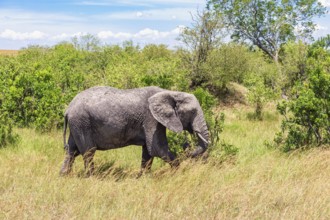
[60, 86, 209, 176]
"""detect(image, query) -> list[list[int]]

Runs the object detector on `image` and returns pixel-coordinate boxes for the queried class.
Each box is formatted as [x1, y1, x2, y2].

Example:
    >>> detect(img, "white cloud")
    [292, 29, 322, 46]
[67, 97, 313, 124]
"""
[136, 12, 144, 17]
[51, 32, 91, 41]
[0, 7, 194, 36]
[0, 29, 47, 40]
[135, 28, 168, 39]
[319, 0, 330, 7]
[78, 0, 205, 7]
[94, 8, 196, 21]
[316, 24, 328, 30]
[97, 31, 132, 39]
[78, 1, 152, 7]
[51, 33, 71, 41]
[0, 6, 189, 49]
[97, 27, 184, 41]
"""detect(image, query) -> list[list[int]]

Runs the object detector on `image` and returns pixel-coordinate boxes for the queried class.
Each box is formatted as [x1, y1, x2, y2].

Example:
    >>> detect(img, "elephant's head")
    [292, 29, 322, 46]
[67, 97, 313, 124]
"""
[148, 91, 209, 157]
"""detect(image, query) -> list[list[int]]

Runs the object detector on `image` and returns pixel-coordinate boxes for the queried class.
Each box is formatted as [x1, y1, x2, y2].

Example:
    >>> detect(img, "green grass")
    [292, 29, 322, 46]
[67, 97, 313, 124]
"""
[1, 106, 329, 219]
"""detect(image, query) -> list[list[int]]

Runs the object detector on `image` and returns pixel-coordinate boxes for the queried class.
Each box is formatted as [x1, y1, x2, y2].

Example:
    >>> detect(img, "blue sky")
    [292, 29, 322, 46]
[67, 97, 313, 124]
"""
[0, 0, 329, 50]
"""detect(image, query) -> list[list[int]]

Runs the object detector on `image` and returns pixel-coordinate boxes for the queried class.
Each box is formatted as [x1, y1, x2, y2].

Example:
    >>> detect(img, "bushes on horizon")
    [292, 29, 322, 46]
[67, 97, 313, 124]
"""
[0, 41, 189, 132]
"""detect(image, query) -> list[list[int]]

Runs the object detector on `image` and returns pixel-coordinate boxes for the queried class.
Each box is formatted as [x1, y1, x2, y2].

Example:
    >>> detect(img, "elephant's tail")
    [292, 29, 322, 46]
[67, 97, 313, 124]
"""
[63, 114, 69, 150]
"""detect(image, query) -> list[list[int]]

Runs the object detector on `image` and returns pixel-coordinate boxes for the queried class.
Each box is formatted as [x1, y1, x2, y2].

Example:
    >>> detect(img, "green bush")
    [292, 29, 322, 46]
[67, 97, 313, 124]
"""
[280, 41, 309, 93]
[193, 87, 217, 126]
[192, 88, 238, 161]
[275, 46, 330, 151]
[201, 44, 252, 93]
[245, 74, 276, 120]
[0, 111, 18, 147]
[167, 131, 191, 157]
[208, 113, 238, 162]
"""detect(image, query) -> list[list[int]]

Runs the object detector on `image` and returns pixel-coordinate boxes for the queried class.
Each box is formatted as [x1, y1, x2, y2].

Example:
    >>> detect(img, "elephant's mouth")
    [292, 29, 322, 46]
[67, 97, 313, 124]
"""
[185, 130, 208, 158]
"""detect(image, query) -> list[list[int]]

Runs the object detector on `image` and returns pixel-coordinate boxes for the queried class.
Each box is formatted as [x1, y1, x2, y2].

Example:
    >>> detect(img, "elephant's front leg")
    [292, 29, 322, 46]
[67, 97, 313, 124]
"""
[141, 145, 154, 171]
[137, 145, 154, 178]
[162, 150, 179, 167]
[146, 123, 180, 168]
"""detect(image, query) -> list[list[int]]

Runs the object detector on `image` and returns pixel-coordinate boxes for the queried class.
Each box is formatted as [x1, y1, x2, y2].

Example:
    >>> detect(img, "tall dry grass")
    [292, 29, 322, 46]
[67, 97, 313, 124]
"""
[0, 107, 329, 219]
[0, 50, 18, 56]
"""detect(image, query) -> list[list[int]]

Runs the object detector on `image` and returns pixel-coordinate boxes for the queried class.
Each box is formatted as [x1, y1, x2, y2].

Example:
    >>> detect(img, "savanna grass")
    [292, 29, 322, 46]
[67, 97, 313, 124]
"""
[0, 107, 329, 219]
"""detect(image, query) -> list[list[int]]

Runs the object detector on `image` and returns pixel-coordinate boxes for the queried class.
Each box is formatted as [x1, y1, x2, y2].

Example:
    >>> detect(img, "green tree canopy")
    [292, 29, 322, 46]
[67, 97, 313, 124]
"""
[208, 0, 327, 62]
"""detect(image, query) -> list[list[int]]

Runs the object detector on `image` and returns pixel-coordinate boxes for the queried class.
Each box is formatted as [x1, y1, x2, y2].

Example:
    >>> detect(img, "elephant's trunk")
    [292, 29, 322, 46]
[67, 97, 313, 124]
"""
[190, 107, 209, 158]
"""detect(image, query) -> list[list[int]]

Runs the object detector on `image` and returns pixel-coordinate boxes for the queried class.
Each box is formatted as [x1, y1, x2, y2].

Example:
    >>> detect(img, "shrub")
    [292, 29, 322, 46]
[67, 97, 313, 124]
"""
[208, 113, 238, 162]
[0, 110, 18, 147]
[193, 87, 217, 126]
[275, 46, 330, 151]
[192, 88, 238, 161]
[245, 75, 276, 120]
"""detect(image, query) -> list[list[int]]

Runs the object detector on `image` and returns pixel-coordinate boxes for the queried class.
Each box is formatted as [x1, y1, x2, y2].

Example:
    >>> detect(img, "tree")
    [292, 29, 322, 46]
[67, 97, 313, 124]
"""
[310, 34, 330, 51]
[72, 34, 101, 51]
[208, 0, 327, 63]
[178, 9, 225, 88]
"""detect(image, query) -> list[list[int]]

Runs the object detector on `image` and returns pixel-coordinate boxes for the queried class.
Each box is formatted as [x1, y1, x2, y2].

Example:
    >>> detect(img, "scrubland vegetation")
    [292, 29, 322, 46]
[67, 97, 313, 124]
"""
[1, 0, 330, 219]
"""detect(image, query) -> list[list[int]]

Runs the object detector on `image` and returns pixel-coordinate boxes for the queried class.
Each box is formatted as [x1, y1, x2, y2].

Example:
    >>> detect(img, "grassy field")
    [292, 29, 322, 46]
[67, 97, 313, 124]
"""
[0, 106, 329, 219]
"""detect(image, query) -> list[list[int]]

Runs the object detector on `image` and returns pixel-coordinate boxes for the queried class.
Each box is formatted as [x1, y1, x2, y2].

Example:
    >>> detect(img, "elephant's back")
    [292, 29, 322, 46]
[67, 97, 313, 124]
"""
[65, 86, 163, 118]
[66, 86, 111, 114]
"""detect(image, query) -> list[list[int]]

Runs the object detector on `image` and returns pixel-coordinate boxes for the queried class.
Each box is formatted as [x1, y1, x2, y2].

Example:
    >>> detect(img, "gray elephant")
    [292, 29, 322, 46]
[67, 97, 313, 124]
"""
[60, 86, 209, 176]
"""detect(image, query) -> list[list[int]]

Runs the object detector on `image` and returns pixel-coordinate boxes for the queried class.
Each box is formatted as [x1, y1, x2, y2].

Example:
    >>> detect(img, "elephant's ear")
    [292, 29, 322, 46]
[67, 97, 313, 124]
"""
[148, 92, 183, 133]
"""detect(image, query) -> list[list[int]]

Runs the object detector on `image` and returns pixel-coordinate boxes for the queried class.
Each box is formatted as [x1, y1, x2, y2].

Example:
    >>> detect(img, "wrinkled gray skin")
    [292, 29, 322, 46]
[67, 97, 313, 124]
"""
[60, 86, 209, 176]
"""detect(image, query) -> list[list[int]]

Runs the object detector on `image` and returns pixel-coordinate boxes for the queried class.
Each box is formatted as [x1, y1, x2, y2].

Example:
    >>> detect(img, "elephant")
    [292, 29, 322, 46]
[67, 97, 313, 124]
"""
[60, 86, 209, 176]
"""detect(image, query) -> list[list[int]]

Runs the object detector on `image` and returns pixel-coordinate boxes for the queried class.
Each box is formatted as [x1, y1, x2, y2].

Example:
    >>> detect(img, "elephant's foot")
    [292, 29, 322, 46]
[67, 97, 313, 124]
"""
[169, 159, 180, 168]
[59, 155, 75, 176]
[84, 162, 95, 177]
[136, 171, 144, 179]
[59, 167, 71, 176]
[83, 148, 96, 177]
[162, 151, 179, 168]
[139, 152, 153, 178]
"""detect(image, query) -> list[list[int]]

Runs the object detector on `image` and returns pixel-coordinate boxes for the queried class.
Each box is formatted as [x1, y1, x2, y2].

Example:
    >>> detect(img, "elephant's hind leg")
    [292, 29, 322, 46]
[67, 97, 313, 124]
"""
[70, 123, 97, 176]
[60, 134, 80, 176]
[83, 147, 96, 176]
